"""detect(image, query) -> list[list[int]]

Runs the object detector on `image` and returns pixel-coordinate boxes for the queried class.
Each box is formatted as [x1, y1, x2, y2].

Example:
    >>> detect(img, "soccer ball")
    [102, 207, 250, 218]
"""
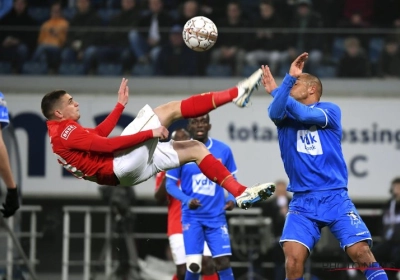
[182, 16, 218, 52]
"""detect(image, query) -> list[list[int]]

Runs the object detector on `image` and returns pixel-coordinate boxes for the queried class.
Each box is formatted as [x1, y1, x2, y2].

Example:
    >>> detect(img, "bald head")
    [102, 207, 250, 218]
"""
[302, 73, 323, 99]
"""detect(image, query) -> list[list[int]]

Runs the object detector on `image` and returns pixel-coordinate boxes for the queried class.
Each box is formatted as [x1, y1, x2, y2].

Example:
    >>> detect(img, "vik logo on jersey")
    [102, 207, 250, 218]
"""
[192, 173, 216, 196]
[297, 125, 323, 156]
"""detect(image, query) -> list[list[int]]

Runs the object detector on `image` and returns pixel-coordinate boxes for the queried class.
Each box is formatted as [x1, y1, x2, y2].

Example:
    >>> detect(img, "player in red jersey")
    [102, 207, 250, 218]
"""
[41, 70, 276, 209]
[155, 128, 217, 280]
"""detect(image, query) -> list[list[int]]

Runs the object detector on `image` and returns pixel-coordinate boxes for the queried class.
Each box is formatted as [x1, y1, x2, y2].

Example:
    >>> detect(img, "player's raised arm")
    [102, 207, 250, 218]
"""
[266, 65, 294, 122]
[93, 78, 129, 137]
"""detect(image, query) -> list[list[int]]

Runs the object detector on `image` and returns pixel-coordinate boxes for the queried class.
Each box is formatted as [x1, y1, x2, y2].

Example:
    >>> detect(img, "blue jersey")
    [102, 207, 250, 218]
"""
[268, 74, 348, 193]
[166, 138, 237, 221]
[0, 92, 9, 128]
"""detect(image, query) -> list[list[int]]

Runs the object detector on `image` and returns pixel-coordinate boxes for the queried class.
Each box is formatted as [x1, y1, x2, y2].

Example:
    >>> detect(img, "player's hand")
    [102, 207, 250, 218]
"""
[1, 187, 20, 218]
[289, 52, 308, 78]
[152, 126, 169, 140]
[117, 78, 129, 106]
[261, 65, 278, 95]
[224, 200, 235, 211]
[188, 198, 201, 210]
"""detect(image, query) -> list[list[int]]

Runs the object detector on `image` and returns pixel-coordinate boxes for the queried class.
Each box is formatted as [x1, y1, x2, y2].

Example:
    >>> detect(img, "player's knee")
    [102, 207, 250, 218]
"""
[354, 243, 373, 262]
[285, 254, 304, 271]
[214, 256, 230, 271]
[202, 256, 215, 274]
[186, 255, 202, 273]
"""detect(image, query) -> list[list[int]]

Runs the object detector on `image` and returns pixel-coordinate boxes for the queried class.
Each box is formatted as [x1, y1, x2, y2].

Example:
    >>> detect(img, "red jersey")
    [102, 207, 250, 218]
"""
[47, 103, 154, 186]
[155, 171, 182, 236]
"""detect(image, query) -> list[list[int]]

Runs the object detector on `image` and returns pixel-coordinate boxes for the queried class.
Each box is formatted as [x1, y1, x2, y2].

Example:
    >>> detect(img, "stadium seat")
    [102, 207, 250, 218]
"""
[369, 37, 385, 64]
[96, 63, 123, 76]
[314, 65, 337, 78]
[131, 63, 154, 76]
[0, 62, 12, 74]
[97, 9, 120, 25]
[28, 7, 50, 24]
[58, 63, 86, 76]
[21, 61, 48, 75]
[206, 64, 232, 77]
[241, 64, 260, 77]
[331, 37, 346, 63]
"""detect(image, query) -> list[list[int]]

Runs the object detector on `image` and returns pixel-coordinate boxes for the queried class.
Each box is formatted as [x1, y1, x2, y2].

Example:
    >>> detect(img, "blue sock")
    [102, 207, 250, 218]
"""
[185, 270, 200, 280]
[217, 267, 234, 280]
[285, 278, 304, 280]
[364, 262, 388, 280]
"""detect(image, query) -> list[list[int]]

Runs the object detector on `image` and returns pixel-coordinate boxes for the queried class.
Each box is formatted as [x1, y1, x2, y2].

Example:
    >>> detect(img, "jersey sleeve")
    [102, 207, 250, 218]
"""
[165, 166, 181, 182]
[316, 102, 341, 129]
[0, 93, 10, 128]
[285, 98, 327, 127]
[60, 123, 154, 153]
[224, 146, 238, 175]
[94, 103, 125, 137]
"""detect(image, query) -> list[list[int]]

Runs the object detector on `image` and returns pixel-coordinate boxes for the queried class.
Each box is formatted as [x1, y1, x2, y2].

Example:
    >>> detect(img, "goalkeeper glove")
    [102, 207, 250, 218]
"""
[1, 187, 20, 218]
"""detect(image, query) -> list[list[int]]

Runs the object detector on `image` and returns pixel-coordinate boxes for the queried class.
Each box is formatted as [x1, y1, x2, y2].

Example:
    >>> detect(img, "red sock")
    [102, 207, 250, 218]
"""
[172, 274, 179, 280]
[198, 154, 246, 197]
[202, 273, 219, 280]
[180, 87, 238, 118]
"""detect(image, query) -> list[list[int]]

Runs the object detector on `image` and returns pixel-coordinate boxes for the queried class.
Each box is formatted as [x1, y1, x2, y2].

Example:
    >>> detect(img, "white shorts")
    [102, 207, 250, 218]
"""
[113, 105, 180, 186]
[169, 233, 212, 265]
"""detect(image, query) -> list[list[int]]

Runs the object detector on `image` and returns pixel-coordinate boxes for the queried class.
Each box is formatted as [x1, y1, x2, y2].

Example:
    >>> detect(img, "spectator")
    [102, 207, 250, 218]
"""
[31, 2, 69, 73]
[259, 180, 291, 280]
[155, 25, 198, 76]
[177, 0, 199, 27]
[372, 177, 400, 280]
[0, 0, 37, 73]
[245, 0, 286, 75]
[281, 0, 324, 72]
[311, 0, 342, 28]
[337, 36, 370, 78]
[96, 0, 140, 72]
[378, 38, 400, 78]
[61, 0, 102, 73]
[0, 0, 12, 19]
[211, 1, 249, 76]
[128, 0, 173, 65]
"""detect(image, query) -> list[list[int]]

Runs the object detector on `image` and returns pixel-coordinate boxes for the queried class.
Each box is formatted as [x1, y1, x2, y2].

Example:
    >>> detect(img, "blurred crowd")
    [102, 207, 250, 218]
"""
[1, 0, 400, 77]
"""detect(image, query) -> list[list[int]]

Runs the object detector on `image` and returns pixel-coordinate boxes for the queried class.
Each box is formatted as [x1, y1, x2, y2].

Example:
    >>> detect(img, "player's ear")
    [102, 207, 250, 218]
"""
[208, 123, 212, 131]
[54, 109, 63, 119]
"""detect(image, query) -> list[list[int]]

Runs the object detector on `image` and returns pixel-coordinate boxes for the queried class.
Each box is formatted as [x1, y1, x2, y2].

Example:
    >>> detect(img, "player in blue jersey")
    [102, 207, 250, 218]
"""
[0, 92, 20, 218]
[261, 53, 388, 280]
[165, 114, 237, 280]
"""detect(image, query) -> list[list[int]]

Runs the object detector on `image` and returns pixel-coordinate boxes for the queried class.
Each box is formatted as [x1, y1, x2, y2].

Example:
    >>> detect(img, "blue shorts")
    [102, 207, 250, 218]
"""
[280, 189, 372, 252]
[182, 218, 232, 258]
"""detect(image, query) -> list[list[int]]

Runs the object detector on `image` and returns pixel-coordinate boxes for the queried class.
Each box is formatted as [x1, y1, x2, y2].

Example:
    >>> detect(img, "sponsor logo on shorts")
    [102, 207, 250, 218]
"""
[297, 126, 323, 155]
[61, 125, 76, 140]
[347, 211, 362, 228]
[356, 231, 369, 236]
[220, 225, 229, 240]
[182, 223, 190, 231]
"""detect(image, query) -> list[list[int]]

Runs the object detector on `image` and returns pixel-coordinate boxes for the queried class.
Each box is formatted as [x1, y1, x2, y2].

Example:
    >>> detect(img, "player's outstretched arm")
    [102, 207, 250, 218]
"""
[94, 78, 129, 137]
[63, 125, 169, 153]
[0, 127, 19, 218]
[289, 52, 308, 78]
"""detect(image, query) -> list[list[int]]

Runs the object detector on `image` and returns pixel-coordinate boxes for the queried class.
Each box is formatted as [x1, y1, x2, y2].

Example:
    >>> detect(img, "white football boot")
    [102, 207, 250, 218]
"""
[233, 68, 263, 108]
[236, 182, 276, 210]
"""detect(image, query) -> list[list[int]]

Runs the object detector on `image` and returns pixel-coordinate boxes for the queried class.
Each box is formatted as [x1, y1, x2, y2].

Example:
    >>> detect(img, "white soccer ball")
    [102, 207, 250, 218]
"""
[182, 16, 218, 52]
